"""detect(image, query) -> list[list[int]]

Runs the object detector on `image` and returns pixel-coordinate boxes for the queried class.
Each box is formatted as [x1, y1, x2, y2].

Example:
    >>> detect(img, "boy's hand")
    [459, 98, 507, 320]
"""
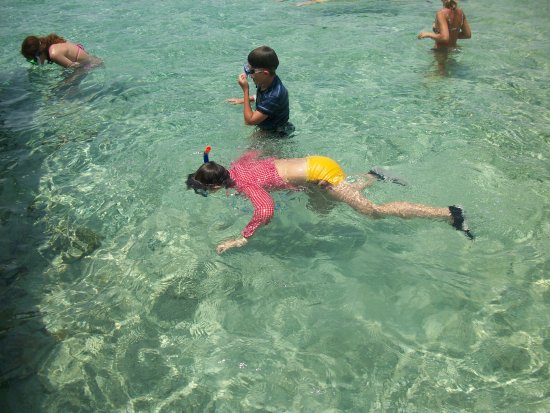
[238, 73, 249, 91]
[225, 97, 244, 105]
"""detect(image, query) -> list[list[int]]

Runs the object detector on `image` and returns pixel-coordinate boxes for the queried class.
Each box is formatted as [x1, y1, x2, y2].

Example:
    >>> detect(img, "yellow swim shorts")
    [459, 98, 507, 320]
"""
[306, 156, 346, 186]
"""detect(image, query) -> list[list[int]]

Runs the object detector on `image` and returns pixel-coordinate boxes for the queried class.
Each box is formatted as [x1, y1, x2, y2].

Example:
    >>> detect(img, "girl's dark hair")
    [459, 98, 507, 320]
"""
[21, 33, 66, 61]
[248, 46, 279, 75]
[186, 162, 234, 192]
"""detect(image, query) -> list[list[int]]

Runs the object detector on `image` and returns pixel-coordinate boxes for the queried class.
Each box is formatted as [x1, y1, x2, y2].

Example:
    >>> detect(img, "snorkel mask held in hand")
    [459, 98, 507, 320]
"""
[243, 64, 253, 77]
[243, 64, 264, 77]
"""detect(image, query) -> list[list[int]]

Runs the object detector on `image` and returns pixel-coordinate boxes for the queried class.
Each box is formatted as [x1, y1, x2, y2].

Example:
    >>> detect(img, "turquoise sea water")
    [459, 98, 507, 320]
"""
[1, 0, 549, 411]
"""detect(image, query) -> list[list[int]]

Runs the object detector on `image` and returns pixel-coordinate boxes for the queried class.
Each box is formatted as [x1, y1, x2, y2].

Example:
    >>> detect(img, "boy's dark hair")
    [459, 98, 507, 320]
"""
[186, 162, 234, 192]
[248, 46, 279, 75]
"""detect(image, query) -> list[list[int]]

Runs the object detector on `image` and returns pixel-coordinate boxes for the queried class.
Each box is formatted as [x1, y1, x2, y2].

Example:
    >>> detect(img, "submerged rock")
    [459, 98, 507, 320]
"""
[49, 224, 102, 262]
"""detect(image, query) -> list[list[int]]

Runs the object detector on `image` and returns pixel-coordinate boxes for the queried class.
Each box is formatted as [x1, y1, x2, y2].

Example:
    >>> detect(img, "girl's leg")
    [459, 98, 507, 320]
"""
[328, 182, 451, 221]
[347, 173, 378, 191]
[345, 169, 407, 192]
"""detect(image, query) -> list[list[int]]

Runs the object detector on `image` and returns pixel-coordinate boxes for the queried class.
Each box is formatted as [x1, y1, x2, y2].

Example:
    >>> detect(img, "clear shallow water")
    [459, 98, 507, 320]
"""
[1, 0, 549, 411]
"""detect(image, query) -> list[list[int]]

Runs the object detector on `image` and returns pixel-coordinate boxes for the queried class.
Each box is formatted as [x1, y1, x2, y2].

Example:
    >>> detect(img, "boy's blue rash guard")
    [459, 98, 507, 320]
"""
[255, 76, 290, 130]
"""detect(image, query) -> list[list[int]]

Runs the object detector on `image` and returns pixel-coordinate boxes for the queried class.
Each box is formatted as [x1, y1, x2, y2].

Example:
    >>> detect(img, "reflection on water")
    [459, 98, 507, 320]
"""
[1, 0, 550, 411]
[432, 48, 458, 77]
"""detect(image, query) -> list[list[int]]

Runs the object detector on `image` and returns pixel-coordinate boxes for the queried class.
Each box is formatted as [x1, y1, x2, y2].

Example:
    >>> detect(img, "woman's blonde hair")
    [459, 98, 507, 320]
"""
[442, 0, 458, 9]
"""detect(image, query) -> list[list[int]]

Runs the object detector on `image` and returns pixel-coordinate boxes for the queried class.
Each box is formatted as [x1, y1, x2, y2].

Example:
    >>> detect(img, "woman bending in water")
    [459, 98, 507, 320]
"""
[187, 150, 474, 254]
[417, 0, 471, 49]
[21, 33, 101, 69]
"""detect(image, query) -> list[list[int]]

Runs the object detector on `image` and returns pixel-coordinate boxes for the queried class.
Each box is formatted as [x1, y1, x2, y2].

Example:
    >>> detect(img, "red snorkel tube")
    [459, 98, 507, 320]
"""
[203, 145, 211, 163]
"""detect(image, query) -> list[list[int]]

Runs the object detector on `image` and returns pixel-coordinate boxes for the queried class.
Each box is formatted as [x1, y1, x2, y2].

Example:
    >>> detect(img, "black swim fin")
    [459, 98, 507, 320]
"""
[368, 168, 407, 186]
[449, 205, 475, 240]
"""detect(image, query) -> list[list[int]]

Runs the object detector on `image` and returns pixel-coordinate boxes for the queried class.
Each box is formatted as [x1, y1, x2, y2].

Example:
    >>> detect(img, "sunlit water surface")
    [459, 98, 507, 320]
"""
[1, 0, 549, 412]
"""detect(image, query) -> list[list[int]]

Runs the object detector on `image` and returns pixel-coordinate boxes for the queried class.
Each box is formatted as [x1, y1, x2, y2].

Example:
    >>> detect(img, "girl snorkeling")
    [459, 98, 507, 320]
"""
[187, 148, 474, 254]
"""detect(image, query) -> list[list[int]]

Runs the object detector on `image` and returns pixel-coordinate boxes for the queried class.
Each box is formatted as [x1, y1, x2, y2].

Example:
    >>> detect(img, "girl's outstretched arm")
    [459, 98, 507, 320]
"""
[216, 237, 248, 254]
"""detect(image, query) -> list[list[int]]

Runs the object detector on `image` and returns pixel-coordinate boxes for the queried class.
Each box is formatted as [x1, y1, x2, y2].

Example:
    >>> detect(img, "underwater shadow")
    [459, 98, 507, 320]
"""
[0, 67, 103, 411]
[0, 68, 55, 411]
[427, 48, 470, 78]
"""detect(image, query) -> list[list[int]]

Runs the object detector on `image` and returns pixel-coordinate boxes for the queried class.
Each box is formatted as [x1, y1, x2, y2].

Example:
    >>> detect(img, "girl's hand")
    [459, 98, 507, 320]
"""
[216, 237, 248, 254]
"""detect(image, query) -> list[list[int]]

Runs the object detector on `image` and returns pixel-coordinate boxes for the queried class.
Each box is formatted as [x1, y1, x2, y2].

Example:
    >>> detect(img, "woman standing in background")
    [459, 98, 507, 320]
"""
[417, 0, 471, 49]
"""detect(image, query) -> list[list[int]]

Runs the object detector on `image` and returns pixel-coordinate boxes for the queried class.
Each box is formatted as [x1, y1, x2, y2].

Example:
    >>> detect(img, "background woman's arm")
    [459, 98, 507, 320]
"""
[458, 14, 472, 39]
[418, 11, 449, 43]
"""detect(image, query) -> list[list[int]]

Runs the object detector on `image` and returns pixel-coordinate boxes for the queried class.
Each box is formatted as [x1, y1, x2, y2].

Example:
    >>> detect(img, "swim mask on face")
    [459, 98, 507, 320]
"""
[26, 54, 40, 65]
[244, 64, 262, 77]
[193, 187, 208, 197]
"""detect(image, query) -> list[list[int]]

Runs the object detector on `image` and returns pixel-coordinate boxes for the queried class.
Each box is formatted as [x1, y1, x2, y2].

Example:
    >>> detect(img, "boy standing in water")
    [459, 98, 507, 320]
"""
[226, 46, 293, 134]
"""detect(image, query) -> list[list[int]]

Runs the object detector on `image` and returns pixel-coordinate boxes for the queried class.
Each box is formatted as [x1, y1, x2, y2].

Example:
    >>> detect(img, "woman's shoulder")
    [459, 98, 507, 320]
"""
[454, 7, 464, 15]
[436, 8, 450, 19]
[48, 41, 70, 54]
[438, 7, 463, 22]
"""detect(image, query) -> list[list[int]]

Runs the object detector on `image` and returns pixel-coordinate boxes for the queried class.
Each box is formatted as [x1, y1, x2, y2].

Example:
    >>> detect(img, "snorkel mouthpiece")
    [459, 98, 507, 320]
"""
[203, 145, 211, 163]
